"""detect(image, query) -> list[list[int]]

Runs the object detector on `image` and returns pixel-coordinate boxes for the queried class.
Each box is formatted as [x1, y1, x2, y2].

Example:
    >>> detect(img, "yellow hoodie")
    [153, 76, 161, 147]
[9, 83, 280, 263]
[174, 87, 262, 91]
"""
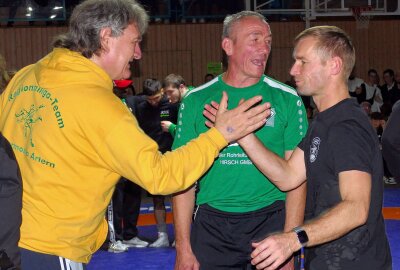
[0, 48, 227, 263]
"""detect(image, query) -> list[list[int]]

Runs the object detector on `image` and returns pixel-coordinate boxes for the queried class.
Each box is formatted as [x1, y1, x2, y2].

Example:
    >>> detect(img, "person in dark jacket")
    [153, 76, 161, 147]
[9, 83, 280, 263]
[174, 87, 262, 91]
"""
[0, 133, 22, 270]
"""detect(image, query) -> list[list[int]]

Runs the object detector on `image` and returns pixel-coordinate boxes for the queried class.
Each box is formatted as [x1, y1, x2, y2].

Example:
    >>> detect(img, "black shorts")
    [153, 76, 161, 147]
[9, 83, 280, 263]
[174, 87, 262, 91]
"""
[191, 201, 285, 270]
[21, 248, 87, 270]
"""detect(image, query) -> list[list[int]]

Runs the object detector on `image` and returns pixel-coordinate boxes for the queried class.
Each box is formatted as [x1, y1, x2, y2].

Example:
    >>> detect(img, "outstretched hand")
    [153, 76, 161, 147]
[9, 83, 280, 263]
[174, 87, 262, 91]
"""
[205, 92, 271, 143]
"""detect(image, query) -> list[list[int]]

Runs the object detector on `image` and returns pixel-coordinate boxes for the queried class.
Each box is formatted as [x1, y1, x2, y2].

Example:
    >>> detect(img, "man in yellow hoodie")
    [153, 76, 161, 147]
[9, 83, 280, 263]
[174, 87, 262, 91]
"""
[0, 0, 270, 269]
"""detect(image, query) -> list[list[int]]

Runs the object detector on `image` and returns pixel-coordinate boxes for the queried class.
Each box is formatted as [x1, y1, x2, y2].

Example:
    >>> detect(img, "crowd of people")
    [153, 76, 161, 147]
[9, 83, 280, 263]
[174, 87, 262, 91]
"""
[0, 0, 398, 270]
[347, 67, 400, 185]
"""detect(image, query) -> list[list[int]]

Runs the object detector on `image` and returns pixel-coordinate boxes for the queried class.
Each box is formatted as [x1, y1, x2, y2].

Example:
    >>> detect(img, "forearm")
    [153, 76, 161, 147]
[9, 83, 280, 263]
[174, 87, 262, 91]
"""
[283, 182, 306, 232]
[107, 115, 227, 195]
[173, 187, 196, 251]
[239, 134, 301, 191]
[302, 199, 368, 248]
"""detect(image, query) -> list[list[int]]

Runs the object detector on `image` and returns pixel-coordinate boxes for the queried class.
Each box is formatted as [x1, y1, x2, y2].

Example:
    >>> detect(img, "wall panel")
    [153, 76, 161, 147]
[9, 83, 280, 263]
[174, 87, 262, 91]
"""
[1, 20, 400, 92]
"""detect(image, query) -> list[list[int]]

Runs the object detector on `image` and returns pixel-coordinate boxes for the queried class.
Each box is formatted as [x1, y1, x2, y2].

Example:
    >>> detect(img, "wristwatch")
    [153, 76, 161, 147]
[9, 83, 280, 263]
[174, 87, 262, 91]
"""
[293, 226, 309, 248]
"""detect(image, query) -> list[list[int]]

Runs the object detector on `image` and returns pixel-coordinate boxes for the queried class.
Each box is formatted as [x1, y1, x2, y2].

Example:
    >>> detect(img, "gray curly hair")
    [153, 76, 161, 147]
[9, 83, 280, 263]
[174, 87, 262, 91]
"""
[53, 0, 149, 58]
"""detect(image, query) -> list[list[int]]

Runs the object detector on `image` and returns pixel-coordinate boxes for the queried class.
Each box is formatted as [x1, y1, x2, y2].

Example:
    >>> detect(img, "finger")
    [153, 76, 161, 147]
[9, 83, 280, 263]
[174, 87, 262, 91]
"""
[203, 109, 216, 126]
[251, 249, 273, 267]
[204, 120, 214, 128]
[251, 240, 270, 259]
[246, 110, 271, 132]
[204, 103, 218, 118]
[243, 102, 271, 120]
[217, 91, 228, 115]
[210, 100, 220, 110]
[253, 250, 282, 270]
[232, 95, 263, 113]
[238, 110, 270, 136]
[238, 98, 245, 105]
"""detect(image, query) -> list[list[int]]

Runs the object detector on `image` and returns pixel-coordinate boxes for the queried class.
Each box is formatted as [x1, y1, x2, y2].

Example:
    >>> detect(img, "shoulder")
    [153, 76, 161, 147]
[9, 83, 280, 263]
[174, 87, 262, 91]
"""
[262, 76, 299, 98]
[185, 77, 219, 99]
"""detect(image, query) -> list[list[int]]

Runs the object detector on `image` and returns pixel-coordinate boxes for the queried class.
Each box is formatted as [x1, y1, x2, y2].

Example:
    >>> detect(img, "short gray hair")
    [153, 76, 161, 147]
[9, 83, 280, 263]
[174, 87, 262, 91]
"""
[222, 11, 267, 39]
[53, 0, 149, 58]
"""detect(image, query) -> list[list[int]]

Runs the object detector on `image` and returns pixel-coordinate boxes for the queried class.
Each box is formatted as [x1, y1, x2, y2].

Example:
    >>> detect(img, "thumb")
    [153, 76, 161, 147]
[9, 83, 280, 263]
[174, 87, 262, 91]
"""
[217, 91, 228, 116]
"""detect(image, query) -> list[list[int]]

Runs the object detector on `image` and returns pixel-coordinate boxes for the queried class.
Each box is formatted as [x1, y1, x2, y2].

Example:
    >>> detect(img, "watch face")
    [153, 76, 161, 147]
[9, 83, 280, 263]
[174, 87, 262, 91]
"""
[294, 227, 309, 246]
[297, 230, 308, 244]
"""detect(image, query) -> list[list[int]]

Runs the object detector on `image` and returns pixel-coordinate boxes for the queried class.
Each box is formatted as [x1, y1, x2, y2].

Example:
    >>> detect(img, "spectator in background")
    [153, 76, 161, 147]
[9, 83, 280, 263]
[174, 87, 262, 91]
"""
[370, 112, 385, 141]
[349, 68, 366, 104]
[348, 68, 364, 99]
[134, 78, 179, 247]
[360, 101, 372, 116]
[369, 111, 395, 185]
[204, 73, 215, 83]
[161, 73, 193, 136]
[381, 68, 400, 115]
[363, 69, 383, 113]
[0, 53, 10, 94]
[0, 132, 22, 270]
[382, 100, 400, 185]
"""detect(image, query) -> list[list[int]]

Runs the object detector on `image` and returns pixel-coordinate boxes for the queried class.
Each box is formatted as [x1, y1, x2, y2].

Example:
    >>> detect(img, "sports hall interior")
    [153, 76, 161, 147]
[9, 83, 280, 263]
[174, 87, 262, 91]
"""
[1, 0, 399, 269]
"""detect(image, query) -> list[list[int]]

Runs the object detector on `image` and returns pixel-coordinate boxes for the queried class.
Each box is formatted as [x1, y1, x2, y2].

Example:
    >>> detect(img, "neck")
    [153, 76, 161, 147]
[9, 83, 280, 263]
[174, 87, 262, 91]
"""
[313, 82, 350, 112]
[223, 70, 261, 88]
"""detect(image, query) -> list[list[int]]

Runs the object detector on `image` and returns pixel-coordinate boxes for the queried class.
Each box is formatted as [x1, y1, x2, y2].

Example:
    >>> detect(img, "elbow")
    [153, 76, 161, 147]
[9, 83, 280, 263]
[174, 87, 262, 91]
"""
[354, 204, 369, 227]
[359, 208, 369, 225]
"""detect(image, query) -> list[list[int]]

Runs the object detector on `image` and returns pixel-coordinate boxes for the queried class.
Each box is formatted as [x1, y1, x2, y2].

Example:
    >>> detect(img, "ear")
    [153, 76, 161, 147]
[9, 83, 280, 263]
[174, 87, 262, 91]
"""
[329, 56, 343, 76]
[99, 27, 113, 53]
[222, 37, 233, 56]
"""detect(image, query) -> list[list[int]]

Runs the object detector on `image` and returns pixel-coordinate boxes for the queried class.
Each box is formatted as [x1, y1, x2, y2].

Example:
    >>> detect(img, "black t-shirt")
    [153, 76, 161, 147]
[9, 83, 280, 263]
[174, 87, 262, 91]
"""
[299, 99, 392, 270]
[133, 95, 178, 153]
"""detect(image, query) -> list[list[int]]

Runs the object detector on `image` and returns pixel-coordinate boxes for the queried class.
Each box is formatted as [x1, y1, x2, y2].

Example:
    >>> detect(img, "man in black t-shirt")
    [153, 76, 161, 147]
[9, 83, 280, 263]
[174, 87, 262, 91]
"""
[212, 26, 392, 269]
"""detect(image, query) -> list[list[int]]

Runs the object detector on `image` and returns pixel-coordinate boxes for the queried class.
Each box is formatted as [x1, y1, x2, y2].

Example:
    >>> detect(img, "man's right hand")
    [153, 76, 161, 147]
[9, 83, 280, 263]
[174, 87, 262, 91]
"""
[174, 249, 200, 270]
[161, 120, 172, 133]
[212, 92, 271, 143]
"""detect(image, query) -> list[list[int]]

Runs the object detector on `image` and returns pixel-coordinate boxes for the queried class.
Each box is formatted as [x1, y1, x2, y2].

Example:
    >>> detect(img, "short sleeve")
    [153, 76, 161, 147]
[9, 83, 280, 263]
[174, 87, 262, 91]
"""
[329, 120, 375, 175]
[284, 96, 308, 151]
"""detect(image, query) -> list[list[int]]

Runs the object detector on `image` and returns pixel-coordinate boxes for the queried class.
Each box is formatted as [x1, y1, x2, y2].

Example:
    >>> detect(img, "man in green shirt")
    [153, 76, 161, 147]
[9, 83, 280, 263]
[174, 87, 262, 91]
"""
[161, 73, 195, 136]
[172, 11, 308, 270]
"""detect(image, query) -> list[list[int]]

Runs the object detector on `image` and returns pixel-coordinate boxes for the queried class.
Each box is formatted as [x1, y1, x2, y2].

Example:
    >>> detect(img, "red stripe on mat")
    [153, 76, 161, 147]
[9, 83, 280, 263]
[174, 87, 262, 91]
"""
[137, 207, 400, 226]
[383, 207, 400, 220]
[137, 213, 174, 226]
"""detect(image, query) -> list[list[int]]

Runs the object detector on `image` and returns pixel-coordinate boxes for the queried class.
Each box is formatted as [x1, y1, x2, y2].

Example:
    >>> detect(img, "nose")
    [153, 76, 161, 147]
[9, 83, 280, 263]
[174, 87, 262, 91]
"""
[290, 62, 299, 77]
[133, 44, 142, 60]
[259, 43, 270, 55]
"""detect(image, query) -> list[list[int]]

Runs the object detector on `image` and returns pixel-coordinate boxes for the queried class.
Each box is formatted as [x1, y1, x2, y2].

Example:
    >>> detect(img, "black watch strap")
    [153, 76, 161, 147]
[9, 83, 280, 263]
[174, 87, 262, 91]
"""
[293, 226, 309, 248]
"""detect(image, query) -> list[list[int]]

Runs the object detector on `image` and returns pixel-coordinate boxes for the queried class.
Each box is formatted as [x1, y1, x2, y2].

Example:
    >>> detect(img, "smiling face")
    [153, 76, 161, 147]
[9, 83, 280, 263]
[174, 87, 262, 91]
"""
[290, 37, 330, 97]
[223, 16, 272, 84]
[98, 23, 142, 80]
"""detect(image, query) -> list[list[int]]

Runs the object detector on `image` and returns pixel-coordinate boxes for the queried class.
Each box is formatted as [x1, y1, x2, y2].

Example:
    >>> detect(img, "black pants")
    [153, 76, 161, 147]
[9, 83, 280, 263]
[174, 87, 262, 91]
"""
[191, 201, 286, 270]
[111, 178, 142, 241]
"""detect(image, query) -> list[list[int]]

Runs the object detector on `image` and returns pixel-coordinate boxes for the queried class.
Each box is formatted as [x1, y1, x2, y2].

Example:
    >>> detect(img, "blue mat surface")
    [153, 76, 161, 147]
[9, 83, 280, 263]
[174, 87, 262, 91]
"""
[88, 189, 400, 270]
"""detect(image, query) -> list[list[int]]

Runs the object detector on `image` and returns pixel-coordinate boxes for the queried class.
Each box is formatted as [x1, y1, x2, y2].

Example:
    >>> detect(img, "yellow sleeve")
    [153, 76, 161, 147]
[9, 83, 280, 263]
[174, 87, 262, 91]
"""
[100, 114, 227, 195]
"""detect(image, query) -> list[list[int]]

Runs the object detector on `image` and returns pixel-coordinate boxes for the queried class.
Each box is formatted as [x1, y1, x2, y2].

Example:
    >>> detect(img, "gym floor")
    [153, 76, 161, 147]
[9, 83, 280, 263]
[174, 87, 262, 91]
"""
[88, 187, 400, 270]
